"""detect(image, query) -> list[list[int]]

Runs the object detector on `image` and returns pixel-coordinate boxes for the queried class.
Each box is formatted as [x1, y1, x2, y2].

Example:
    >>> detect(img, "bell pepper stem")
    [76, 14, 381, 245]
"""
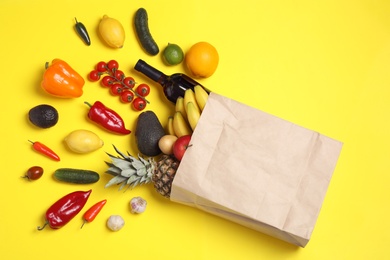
[37, 221, 48, 231]
[84, 101, 92, 108]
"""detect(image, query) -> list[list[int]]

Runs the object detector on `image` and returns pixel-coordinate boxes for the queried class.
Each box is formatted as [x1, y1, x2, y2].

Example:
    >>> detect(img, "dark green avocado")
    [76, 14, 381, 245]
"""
[28, 104, 59, 128]
[135, 110, 165, 156]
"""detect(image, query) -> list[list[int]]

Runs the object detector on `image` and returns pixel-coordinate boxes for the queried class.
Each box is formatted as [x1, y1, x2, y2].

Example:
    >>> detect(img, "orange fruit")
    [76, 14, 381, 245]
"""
[185, 42, 219, 78]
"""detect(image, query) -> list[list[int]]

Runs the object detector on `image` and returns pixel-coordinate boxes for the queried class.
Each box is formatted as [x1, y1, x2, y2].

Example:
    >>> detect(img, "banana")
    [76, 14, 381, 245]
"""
[167, 116, 175, 136]
[187, 102, 201, 131]
[184, 89, 201, 115]
[194, 85, 209, 111]
[173, 111, 192, 137]
[175, 96, 187, 120]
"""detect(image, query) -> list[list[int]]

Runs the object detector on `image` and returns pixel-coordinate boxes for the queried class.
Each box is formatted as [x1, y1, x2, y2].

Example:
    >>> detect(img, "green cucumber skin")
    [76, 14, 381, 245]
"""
[54, 168, 100, 184]
[134, 8, 159, 56]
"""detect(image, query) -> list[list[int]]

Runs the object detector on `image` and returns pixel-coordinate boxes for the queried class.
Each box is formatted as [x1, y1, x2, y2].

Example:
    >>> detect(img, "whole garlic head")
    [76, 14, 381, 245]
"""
[130, 196, 147, 214]
[107, 215, 125, 231]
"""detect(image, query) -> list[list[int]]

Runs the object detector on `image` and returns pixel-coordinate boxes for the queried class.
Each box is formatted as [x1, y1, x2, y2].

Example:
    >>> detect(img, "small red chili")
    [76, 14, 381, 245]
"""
[81, 199, 107, 229]
[84, 101, 131, 135]
[37, 190, 92, 230]
[28, 140, 60, 161]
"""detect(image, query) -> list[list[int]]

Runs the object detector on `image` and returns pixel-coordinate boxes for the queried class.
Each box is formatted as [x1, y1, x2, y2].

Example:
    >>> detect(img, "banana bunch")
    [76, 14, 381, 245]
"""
[167, 85, 209, 137]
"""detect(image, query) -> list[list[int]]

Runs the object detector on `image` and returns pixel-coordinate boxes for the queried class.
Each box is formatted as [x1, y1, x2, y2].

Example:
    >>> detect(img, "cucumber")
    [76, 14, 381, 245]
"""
[54, 168, 100, 184]
[134, 8, 159, 55]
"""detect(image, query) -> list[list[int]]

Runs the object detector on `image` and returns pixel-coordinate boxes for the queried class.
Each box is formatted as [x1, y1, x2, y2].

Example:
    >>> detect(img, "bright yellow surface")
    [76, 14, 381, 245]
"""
[1, 0, 389, 259]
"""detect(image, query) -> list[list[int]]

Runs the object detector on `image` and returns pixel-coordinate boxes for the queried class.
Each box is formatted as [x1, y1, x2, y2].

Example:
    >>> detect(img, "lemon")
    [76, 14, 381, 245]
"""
[163, 43, 184, 65]
[64, 129, 104, 153]
[98, 15, 125, 48]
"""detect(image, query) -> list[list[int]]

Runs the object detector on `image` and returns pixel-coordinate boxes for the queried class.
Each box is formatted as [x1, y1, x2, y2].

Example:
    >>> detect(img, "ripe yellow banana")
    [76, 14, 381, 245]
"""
[187, 102, 201, 131]
[175, 96, 187, 120]
[173, 111, 192, 137]
[167, 116, 175, 136]
[194, 85, 209, 111]
[184, 89, 201, 115]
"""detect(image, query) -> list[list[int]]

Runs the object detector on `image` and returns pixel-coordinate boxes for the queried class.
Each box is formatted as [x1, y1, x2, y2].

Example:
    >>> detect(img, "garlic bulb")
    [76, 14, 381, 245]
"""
[130, 197, 147, 214]
[107, 215, 125, 231]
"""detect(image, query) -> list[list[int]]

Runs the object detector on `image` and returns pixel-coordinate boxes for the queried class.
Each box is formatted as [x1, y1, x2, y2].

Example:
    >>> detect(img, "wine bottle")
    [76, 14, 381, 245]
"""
[134, 59, 209, 103]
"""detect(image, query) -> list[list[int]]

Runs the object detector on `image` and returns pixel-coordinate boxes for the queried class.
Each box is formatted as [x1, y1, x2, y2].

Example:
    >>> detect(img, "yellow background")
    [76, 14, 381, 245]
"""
[0, 0, 389, 259]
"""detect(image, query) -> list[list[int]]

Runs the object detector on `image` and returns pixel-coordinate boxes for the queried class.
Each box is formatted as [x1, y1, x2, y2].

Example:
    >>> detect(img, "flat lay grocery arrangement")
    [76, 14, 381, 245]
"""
[1, 1, 390, 259]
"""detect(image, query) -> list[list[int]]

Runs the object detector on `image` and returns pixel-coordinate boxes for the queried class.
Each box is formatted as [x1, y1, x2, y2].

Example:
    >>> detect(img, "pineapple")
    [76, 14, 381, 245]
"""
[105, 145, 180, 198]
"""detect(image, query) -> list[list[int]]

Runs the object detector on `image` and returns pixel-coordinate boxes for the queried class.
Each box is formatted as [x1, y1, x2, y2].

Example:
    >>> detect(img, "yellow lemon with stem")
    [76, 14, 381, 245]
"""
[98, 15, 125, 48]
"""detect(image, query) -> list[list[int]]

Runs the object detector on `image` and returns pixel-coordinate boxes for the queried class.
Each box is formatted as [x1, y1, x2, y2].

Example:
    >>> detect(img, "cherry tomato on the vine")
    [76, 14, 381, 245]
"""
[24, 166, 44, 181]
[136, 83, 151, 97]
[89, 70, 100, 82]
[114, 70, 125, 80]
[96, 61, 107, 72]
[89, 60, 150, 108]
[132, 97, 147, 111]
[123, 77, 135, 88]
[107, 60, 119, 71]
[120, 91, 134, 103]
[101, 76, 115, 87]
[110, 84, 123, 96]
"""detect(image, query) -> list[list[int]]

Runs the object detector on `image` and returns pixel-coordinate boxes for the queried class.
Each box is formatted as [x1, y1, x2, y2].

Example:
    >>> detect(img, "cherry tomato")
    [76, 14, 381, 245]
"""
[107, 60, 119, 71]
[24, 166, 44, 181]
[114, 70, 124, 80]
[89, 70, 100, 82]
[96, 61, 107, 72]
[136, 83, 151, 97]
[120, 91, 134, 103]
[123, 77, 135, 88]
[101, 76, 115, 87]
[110, 84, 123, 96]
[132, 97, 147, 111]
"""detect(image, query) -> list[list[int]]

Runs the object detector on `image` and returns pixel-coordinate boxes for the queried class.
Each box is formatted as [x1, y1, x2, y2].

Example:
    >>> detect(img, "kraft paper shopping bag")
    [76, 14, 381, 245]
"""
[171, 93, 342, 247]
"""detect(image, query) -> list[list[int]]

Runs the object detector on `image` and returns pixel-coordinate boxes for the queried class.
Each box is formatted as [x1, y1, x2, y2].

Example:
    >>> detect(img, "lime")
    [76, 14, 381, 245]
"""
[163, 43, 184, 65]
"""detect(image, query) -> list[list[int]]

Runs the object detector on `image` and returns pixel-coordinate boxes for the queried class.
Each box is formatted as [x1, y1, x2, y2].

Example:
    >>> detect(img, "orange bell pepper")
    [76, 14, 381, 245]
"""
[41, 59, 84, 98]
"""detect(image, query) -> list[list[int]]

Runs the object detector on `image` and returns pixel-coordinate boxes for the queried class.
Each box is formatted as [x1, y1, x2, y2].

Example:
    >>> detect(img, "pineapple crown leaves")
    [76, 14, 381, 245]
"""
[104, 145, 154, 191]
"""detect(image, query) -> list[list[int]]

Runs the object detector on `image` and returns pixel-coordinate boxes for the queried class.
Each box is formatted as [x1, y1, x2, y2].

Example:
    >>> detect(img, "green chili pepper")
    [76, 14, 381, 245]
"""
[74, 17, 91, 46]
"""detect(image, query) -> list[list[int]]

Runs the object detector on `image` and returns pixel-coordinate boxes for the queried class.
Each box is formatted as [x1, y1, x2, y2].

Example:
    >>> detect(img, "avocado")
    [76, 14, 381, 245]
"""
[135, 111, 165, 156]
[28, 104, 59, 128]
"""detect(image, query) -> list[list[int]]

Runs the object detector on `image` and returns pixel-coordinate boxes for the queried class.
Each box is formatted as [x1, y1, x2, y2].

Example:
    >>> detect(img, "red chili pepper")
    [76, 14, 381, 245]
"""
[37, 190, 92, 230]
[28, 140, 60, 161]
[81, 199, 107, 229]
[84, 101, 131, 135]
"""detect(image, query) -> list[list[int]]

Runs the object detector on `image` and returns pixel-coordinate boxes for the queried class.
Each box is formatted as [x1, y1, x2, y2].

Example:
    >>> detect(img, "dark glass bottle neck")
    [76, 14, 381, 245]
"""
[134, 59, 165, 82]
[134, 59, 209, 104]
